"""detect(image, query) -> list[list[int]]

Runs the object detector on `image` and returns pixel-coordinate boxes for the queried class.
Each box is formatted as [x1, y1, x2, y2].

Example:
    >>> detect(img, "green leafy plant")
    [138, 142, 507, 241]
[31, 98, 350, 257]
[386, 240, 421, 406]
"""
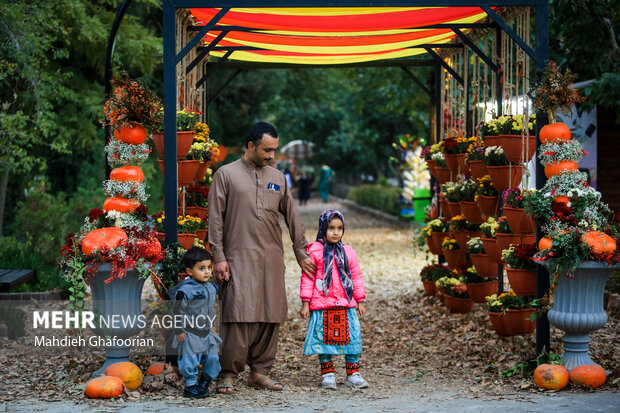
[502, 350, 562, 378]
[420, 264, 451, 282]
[476, 175, 498, 198]
[441, 237, 460, 251]
[484, 146, 510, 166]
[501, 243, 537, 271]
[480, 217, 498, 238]
[496, 216, 512, 234]
[458, 178, 478, 202]
[449, 215, 467, 231]
[466, 237, 485, 254]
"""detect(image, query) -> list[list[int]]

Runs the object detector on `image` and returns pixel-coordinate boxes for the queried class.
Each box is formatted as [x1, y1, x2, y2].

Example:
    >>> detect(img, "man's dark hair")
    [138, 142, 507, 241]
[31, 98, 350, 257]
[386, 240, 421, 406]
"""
[183, 247, 213, 269]
[246, 122, 278, 148]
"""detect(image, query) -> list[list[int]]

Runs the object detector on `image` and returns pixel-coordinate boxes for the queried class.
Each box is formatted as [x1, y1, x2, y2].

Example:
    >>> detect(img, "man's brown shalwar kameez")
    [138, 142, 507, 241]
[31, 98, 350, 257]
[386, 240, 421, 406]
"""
[208, 157, 308, 377]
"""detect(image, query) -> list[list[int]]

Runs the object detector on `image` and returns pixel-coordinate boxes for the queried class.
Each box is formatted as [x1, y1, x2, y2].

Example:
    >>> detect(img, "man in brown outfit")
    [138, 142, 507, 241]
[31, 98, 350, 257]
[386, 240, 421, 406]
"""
[208, 122, 316, 393]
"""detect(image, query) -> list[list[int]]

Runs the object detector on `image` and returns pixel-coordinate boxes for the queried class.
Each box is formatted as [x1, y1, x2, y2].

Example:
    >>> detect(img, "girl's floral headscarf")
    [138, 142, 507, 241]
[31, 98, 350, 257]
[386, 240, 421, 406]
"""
[316, 209, 353, 302]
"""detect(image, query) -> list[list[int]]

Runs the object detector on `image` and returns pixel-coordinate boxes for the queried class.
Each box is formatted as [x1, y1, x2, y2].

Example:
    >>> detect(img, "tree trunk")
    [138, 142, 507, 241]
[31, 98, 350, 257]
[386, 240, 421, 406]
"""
[0, 162, 9, 237]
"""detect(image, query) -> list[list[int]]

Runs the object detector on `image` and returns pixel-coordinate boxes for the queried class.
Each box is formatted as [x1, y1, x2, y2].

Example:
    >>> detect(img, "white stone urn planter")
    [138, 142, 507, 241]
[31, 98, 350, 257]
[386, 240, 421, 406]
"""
[90, 263, 148, 377]
[545, 261, 619, 371]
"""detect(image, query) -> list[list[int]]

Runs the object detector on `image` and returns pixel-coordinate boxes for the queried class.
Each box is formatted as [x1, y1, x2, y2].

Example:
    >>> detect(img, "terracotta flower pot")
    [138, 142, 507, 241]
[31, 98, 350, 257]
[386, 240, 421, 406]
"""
[184, 206, 208, 221]
[460, 201, 484, 223]
[444, 295, 475, 313]
[195, 161, 210, 182]
[452, 230, 468, 250]
[439, 198, 453, 219]
[496, 134, 536, 164]
[426, 238, 441, 255]
[466, 280, 498, 303]
[468, 160, 488, 180]
[446, 201, 461, 218]
[504, 308, 536, 335]
[177, 233, 197, 250]
[506, 267, 537, 296]
[483, 135, 500, 148]
[157, 159, 201, 187]
[435, 167, 451, 185]
[481, 237, 501, 263]
[471, 253, 497, 278]
[456, 153, 469, 175]
[196, 229, 208, 241]
[443, 248, 465, 270]
[426, 159, 437, 178]
[477, 195, 498, 217]
[503, 207, 534, 233]
[431, 231, 447, 254]
[156, 232, 165, 242]
[496, 232, 536, 256]
[489, 312, 512, 337]
[422, 280, 437, 296]
[445, 153, 459, 175]
[487, 164, 523, 192]
[152, 131, 195, 160]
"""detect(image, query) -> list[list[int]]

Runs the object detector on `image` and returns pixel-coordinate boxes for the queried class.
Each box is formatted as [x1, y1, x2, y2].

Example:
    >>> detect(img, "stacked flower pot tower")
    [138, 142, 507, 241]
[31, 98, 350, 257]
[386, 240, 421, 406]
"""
[151, 111, 221, 250]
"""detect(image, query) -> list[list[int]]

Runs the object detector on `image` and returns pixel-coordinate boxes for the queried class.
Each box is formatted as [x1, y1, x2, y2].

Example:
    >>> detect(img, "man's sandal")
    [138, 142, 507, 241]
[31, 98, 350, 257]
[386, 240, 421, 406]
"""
[248, 374, 286, 391]
[215, 377, 234, 394]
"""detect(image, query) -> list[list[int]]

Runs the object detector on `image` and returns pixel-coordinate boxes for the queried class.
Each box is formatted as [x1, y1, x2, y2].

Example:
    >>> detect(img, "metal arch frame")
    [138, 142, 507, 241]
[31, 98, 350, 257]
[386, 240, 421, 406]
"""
[158, 0, 550, 352]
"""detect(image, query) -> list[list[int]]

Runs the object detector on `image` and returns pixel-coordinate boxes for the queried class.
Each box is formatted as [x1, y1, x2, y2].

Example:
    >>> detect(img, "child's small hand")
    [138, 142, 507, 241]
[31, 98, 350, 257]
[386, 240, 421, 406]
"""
[357, 302, 366, 318]
[299, 302, 310, 319]
[176, 332, 186, 342]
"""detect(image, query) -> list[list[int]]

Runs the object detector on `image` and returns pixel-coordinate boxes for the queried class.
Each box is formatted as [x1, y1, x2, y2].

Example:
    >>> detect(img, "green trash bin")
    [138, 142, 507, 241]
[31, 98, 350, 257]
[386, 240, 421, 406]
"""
[413, 188, 431, 222]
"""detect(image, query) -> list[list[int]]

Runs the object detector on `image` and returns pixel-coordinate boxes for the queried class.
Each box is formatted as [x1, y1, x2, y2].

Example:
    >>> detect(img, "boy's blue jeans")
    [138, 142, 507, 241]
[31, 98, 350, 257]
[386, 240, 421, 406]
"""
[178, 353, 221, 386]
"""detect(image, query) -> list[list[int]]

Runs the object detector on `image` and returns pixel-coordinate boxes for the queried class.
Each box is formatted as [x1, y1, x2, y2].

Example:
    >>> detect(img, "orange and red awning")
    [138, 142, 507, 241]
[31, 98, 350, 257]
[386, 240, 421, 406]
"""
[190, 7, 491, 65]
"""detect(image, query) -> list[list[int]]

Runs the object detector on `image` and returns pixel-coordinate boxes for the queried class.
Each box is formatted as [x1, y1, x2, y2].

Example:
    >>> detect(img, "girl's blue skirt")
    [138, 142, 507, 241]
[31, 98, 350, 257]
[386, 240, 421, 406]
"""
[303, 307, 363, 355]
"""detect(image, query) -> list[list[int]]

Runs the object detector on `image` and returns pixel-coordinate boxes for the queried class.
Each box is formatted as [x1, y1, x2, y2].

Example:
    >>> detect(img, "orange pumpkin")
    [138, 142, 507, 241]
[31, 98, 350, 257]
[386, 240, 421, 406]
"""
[539, 237, 554, 251]
[544, 160, 579, 178]
[534, 364, 569, 390]
[146, 362, 168, 375]
[110, 166, 144, 183]
[539, 122, 571, 144]
[581, 231, 617, 255]
[569, 365, 606, 389]
[84, 375, 124, 398]
[114, 125, 147, 145]
[103, 197, 140, 213]
[105, 362, 143, 390]
[82, 227, 129, 256]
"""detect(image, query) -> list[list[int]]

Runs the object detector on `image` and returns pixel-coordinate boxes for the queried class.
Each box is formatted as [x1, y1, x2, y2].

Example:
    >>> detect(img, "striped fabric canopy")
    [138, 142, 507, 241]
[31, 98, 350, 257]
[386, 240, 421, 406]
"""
[190, 7, 491, 65]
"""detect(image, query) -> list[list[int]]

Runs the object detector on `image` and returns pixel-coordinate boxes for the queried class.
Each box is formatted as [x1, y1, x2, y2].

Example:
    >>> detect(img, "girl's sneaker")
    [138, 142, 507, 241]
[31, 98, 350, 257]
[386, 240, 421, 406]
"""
[345, 372, 368, 389]
[322, 373, 337, 390]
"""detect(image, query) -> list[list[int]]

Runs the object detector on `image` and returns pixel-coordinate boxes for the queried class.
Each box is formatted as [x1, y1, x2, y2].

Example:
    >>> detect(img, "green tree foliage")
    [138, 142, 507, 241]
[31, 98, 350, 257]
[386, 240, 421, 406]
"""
[0, 0, 162, 236]
[209, 65, 432, 178]
[549, 0, 620, 119]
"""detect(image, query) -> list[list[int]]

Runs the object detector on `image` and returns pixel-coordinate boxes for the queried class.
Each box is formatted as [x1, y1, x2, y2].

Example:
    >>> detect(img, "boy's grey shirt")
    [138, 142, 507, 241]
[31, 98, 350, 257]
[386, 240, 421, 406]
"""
[167, 277, 222, 356]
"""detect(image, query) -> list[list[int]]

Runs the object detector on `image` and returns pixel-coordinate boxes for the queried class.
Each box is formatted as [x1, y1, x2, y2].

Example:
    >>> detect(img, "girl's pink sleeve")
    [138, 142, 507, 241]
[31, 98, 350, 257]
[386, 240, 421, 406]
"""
[347, 247, 365, 302]
[300, 254, 318, 302]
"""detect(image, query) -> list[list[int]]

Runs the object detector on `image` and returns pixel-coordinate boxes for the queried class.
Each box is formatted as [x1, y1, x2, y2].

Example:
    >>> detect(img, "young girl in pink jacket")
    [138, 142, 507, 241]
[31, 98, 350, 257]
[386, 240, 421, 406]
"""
[299, 209, 368, 390]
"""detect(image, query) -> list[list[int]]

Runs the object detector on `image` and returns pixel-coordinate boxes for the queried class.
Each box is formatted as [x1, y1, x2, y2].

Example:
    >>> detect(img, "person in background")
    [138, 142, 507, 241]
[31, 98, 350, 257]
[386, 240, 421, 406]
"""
[297, 170, 312, 205]
[318, 164, 334, 202]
